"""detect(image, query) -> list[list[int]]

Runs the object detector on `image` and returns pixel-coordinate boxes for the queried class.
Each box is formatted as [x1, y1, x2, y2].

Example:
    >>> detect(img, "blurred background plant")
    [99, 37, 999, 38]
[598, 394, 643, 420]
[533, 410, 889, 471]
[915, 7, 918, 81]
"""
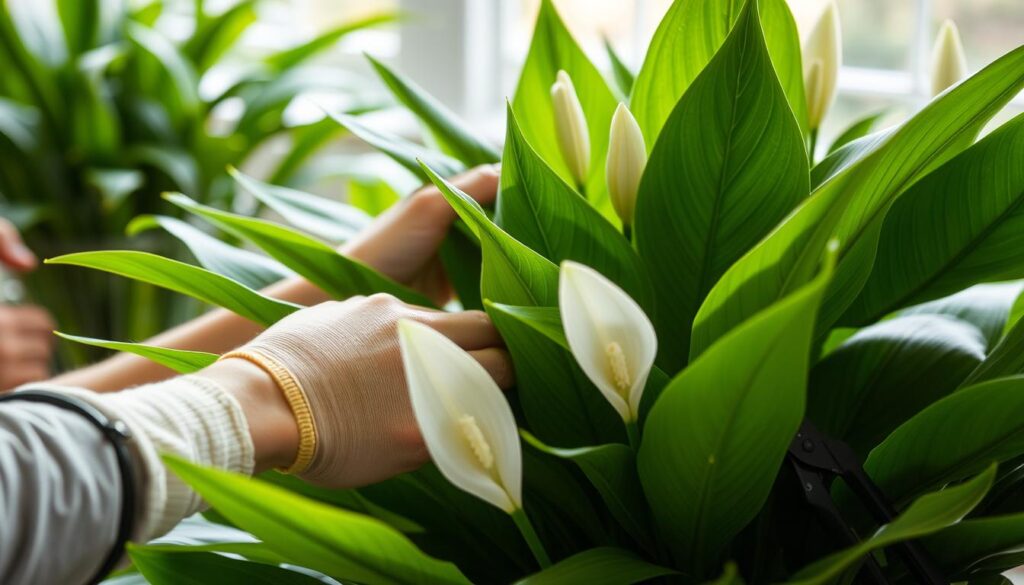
[0, 0, 394, 366]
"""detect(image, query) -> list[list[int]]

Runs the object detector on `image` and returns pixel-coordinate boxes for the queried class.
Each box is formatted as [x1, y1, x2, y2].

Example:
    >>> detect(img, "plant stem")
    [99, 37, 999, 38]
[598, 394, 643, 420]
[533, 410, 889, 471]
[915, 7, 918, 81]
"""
[511, 507, 551, 568]
[626, 420, 640, 452]
[622, 224, 632, 242]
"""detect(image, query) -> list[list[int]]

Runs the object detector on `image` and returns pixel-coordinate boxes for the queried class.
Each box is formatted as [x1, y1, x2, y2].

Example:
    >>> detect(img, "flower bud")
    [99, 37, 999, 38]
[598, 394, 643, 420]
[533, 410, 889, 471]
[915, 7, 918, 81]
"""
[550, 70, 590, 187]
[802, 0, 841, 131]
[930, 19, 968, 97]
[606, 103, 646, 227]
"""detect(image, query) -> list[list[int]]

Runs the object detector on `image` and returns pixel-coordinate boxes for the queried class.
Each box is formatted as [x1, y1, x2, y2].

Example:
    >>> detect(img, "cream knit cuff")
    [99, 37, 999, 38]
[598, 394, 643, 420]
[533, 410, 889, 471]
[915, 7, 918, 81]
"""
[51, 376, 254, 541]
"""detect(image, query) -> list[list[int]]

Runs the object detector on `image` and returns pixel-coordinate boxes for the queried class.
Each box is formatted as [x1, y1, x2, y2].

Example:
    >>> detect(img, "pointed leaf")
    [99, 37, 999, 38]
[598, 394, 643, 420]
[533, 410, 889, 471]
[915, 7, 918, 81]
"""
[129, 214, 292, 290]
[46, 251, 298, 325]
[55, 332, 218, 374]
[862, 376, 1024, 507]
[783, 465, 996, 585]
[844, 114, 1024, 324]
[165, 457, 472, 585]
[808, 314, 985, 457]
[129, 545, 322, 585]
[165, 193, 432, 307]
[631, 0, 807, 143]
[511, 0, 618, 222]
[229, 167, 371, 244]
[328, 110, 464, 182]
[693, 43, 1024, 358]
[634, 0, 808, 369]
[638, 245, 834, 576]
[827, 111, 887, 154]
[367, 55, 499, 166]
[521, 432, 653, 551]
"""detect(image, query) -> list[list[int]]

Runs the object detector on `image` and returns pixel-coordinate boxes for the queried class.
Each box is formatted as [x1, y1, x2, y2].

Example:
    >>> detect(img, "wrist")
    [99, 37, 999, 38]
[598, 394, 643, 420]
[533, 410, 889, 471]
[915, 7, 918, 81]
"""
[202, 358, 299, 472]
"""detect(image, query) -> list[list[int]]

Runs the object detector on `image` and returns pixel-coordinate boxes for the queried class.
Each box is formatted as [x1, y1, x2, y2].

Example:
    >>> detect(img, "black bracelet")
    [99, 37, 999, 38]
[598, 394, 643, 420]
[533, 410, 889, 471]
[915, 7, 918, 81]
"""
[0, 389, 137, 585]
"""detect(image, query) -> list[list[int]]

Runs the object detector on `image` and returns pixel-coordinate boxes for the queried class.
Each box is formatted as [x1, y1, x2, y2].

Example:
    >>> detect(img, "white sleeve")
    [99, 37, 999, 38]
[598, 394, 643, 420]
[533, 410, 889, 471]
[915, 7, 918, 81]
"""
[58, 375, 256, 540]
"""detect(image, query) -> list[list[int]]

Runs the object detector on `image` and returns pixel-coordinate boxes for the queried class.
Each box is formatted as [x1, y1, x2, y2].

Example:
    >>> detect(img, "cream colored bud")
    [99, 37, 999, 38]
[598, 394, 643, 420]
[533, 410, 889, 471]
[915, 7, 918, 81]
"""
[551, 70, 591, 187]
[606, 103, 647, 227]
[802, 0, 841, 130]
[930, 20, 968, 97]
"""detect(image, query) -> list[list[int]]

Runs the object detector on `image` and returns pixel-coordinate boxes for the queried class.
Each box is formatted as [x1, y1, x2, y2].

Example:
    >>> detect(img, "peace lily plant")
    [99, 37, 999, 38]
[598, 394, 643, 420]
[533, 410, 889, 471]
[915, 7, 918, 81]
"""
[52, 0, 1024, 583]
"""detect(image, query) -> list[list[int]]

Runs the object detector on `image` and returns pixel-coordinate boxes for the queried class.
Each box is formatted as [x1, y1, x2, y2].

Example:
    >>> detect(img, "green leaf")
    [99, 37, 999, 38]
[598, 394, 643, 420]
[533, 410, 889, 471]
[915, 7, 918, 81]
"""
[633, 0, 808, 370]
[164, 456, 471, 585]
[348, 177, 401, 216]
[511, 0, 618, 222]
[268, 118, 347, 185]
[54, 332, 218, 374]
[129, 545, 322, 585]
[513, 547, 677, 585]
[127, 22, 200, 124]
[897, 282, 1024, 350]
[827, 111, 887, 154]
[422, 163, 558, 307]
[86, 168, 143, 213]
[185, 0, 258, 73]
[862, 376, 1024, 507]
[265, 13, 398, 73]
[128, 214, 292, 290]
[130, 144, 201, 196]
[56, 0, 99, 55]
[631, 0, 807, 143]
[964, 308, 1024, 387]
[782, 465, 996, 585]
[521, 432, 653, 551]
[920, 512, 1024, 580]
[45, 251, 298, 326]
[807, 314, 986, 457]
[498, 104, 653, 312]
[603, 38, 633, 98]
[367, 55, 499, 166]
[692, 43, 1024, 358]
[327, 110, 464, 182]
[638, 243, 834, 576]
[811, 128, 895, 190]
[165, 193, 433, 307]
[844, 114, 1024, 325]
[229, 166, 371, 245]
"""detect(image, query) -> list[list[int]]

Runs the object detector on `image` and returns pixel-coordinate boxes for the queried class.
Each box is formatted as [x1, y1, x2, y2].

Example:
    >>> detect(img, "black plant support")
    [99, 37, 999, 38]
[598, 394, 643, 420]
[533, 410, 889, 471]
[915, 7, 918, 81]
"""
[786, 420, 949, 585]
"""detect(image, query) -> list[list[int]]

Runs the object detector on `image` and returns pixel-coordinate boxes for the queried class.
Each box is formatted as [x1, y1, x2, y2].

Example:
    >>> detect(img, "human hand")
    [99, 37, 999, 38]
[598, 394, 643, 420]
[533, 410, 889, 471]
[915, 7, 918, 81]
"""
[211, 294, 513, 485]
[0, 217, 37, 272]
[0, 304, 54, 391]
[341, 165, 499, 305]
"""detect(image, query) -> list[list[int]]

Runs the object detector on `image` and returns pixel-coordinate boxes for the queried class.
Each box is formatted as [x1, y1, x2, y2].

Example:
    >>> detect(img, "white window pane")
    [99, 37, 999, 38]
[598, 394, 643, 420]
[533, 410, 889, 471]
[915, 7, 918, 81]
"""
[298, 0, 398, 34]
[933, 0, 1024, 70]
[515, 0, 640, 60]
[836, 0, 915, 71]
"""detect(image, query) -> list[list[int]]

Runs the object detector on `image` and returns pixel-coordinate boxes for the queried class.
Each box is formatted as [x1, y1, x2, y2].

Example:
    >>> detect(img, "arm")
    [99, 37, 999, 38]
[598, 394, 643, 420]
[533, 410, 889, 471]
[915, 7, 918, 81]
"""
[51, 165, 500, 392]
[0, 292, 511, 584]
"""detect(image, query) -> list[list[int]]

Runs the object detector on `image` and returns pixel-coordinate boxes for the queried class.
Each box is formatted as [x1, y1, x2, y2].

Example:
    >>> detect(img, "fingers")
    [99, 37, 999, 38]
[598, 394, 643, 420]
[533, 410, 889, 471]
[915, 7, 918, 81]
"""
[12, 305, 55, 335]
[0, 218, 37, 272]
[408, 309, 503, 351]
[0, 305, 54, 391]
[469, 347, 515, 389]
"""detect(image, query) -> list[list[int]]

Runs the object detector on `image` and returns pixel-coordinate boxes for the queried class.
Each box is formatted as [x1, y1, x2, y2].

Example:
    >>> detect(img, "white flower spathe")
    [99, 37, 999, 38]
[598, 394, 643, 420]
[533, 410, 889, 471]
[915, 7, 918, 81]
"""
[606, 103, 647, 227]
[930, 19, 968, 97]
[802, 0, 841, 130]
[398, 319, 522, 513]
[551, 70, 591, 187]
[559, 261, 657, 423]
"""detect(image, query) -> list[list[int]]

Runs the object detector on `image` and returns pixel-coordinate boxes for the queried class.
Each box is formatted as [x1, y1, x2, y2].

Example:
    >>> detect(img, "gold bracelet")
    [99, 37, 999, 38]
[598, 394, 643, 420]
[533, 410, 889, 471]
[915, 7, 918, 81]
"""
[220, 350, 317, 474]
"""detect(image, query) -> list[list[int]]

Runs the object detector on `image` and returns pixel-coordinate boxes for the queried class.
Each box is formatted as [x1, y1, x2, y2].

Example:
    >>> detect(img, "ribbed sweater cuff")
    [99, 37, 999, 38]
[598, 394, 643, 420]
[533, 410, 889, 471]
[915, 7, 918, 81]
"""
[59, 376, 254, 540]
